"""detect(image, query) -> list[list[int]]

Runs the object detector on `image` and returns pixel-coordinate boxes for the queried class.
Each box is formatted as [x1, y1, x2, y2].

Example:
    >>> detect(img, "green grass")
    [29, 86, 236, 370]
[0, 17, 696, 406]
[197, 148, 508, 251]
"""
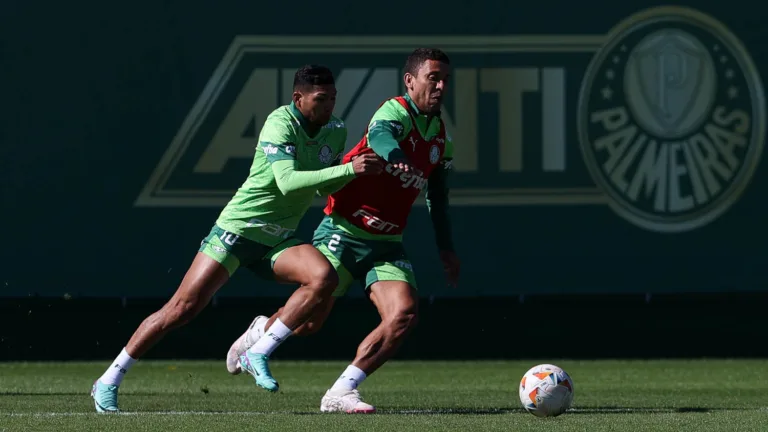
[1, 360, 768, 431]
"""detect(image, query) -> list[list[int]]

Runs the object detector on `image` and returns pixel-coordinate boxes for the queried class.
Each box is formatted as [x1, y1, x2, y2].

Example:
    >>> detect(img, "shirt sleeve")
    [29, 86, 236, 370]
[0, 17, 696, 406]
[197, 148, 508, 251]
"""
[259, 116, 355, 195]
[316, 153, 354, 196]
[271, 160, 355, 195]
[425, 132, 455, 251]
[365, 100, 411, 163]
[258, 115, 300, 164]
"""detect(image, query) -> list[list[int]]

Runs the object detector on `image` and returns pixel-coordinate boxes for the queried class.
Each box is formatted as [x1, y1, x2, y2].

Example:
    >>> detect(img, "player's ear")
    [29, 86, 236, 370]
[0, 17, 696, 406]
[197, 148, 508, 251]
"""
[292, 91, 302, 105]
[404, 73, 414, 91]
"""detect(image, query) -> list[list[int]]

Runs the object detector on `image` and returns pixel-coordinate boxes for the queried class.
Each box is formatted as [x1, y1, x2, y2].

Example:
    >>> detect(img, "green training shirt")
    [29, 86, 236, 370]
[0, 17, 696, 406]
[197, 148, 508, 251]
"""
[215, 102, 355, 246]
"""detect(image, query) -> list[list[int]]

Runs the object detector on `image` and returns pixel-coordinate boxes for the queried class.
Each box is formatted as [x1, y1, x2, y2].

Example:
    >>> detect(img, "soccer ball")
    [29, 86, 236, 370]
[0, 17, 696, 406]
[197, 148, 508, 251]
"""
[519, 364, 574, 417]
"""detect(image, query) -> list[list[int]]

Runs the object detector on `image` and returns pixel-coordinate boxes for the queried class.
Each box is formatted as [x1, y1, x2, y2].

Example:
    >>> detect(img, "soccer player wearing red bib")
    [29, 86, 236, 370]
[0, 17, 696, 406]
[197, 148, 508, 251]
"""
[226, 49, 460, 413]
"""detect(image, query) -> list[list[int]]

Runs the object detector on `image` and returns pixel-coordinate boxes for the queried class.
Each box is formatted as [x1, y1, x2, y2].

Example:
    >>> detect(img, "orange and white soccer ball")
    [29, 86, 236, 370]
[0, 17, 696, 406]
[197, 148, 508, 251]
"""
[519, 364, 574, 417]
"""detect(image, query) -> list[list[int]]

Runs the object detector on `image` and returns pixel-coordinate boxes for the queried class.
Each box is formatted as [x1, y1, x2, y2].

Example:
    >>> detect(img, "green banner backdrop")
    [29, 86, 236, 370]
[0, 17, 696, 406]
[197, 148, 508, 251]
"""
[1, 1, 765, 297]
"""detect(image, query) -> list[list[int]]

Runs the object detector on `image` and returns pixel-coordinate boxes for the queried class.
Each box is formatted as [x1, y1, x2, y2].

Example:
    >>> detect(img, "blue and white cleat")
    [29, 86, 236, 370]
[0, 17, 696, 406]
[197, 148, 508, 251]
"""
[91, 380, 120, 413]
[239, 352, 279, 392]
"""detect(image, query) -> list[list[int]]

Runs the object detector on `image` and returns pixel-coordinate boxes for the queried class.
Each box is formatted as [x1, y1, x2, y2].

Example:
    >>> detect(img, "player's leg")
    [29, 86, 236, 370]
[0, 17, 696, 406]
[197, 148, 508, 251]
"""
[236, 238, 352, 392]
[264, 224, 357, 338]
[225, 217, 356, 375]
[92, 225, 243, 413]
[224, 269, 300, 375]
[321, 282, 417, 414]
[349, 279, 418, 374]
[93, 255, 231, 412]
[123, 254, 230, 358]
[225, 295, 336, 376]
[321, 248, 418, 414]
[226, 289, 338, 375]
[266, 295, 336, 337]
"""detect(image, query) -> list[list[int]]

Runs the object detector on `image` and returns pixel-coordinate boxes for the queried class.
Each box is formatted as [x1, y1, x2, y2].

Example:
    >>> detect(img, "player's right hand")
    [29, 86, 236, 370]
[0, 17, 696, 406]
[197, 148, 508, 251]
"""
[351, 153, 385, 176]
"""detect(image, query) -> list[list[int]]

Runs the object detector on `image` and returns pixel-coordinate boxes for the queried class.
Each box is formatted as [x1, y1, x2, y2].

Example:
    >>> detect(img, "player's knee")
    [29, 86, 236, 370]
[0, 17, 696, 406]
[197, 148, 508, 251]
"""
[162, 298, 202, 328]
[306, 266, 339, 297]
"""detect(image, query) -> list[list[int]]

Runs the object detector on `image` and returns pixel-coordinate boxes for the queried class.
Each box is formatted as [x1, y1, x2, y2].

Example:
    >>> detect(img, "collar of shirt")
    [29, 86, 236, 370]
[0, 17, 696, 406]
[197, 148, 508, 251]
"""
[289, 101, 309, 130]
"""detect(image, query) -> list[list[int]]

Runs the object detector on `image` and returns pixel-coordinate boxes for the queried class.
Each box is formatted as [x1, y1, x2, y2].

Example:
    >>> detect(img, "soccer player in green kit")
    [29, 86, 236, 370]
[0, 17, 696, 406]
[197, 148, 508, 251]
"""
[226, 49, 461, 413]
[91, 65, 384, 413]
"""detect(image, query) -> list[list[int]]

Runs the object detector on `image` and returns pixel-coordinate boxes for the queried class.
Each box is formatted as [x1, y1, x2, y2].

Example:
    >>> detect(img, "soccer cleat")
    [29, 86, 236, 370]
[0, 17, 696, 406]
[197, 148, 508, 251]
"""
[226, 315, 268, 375]
[320, 388, 376, 414]
[91, 380, 120, 413]
[239, 351, 279, 392]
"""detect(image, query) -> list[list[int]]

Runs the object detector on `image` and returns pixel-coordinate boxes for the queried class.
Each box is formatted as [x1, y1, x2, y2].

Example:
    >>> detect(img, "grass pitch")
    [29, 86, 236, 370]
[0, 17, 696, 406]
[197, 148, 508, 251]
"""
[1, 360, 767, 431]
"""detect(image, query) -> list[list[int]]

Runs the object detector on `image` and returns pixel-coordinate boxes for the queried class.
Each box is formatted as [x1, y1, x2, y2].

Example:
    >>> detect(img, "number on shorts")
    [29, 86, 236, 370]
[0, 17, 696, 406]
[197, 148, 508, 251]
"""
[328, 234, 341, 252]
[220, 232, 239, 246]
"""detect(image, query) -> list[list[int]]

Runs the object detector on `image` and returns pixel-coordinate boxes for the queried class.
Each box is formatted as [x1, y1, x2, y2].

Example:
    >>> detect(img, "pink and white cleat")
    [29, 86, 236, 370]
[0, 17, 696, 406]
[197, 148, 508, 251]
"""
[320, 388, 376, 414]
[225, 315, 268, 375]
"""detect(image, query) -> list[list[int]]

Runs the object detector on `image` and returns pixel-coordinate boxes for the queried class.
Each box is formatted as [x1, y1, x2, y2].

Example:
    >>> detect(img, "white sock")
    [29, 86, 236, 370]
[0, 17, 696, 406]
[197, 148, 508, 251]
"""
[248, 318, 292, 357]
[99, 348, 137, 386]
[330, 365, 367, 392]
[245, 316, 268, 348]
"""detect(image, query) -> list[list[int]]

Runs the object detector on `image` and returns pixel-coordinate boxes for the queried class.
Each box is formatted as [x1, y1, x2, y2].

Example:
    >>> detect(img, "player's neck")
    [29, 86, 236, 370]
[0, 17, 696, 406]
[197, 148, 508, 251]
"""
[304, 123, 322, 137]
[404, 92, 439, 120]
[290, 101, 322, 137]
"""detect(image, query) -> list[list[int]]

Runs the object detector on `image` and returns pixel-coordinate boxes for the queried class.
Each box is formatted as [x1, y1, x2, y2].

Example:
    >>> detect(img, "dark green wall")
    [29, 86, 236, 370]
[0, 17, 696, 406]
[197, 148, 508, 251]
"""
[2, 1, 766, 299]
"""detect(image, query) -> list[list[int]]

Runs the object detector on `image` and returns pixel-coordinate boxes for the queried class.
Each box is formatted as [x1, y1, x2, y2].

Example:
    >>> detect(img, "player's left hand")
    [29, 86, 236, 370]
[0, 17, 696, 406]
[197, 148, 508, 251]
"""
[392, 159, 420, 176]
[439, 250, 461, 287]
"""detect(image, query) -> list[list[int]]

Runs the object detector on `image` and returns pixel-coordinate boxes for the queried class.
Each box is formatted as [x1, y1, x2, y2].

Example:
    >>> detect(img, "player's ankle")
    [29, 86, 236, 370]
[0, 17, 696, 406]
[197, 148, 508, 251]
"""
[330, 365, 367, 392]
[99, 347, 137, 386]
[248, 318, 292, 356]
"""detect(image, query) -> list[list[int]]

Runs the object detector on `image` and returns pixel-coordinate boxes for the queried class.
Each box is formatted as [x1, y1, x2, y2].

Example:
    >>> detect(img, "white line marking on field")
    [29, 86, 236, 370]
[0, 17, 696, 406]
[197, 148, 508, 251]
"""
[2, 407, 763, 417]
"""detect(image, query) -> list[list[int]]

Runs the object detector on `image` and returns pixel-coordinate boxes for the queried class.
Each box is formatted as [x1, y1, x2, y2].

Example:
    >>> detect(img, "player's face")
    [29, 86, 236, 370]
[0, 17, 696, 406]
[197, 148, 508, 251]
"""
[295, 84, 337, 125]
[405, 60, 451, 114]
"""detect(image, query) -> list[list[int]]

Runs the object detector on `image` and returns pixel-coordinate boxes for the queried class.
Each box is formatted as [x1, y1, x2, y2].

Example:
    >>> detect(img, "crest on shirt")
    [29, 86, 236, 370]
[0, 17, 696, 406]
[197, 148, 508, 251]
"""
[389, 121, 405, 136]
[429, 145, 441, 164]
[318, 144, 334, 164]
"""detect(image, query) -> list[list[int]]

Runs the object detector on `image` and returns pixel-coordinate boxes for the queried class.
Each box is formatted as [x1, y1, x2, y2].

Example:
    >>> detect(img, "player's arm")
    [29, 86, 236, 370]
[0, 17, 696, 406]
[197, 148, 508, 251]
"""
[316, 153, 352, 196]
[269, 156, 354, 196]
[366, 101, 410, 163]
[425, 138, 455, 252]
[261, 121, 355, 195]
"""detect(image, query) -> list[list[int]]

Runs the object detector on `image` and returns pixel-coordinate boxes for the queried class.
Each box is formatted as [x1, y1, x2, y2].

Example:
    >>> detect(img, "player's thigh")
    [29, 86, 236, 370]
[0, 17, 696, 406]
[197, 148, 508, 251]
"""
[171, 253, 230, 310]
[311, 217, 364, 297]
[367, 279, 418, 322]
[170, 252, 229, 305]
[269, 241, 338, 288]
[364, 246, 418, 318]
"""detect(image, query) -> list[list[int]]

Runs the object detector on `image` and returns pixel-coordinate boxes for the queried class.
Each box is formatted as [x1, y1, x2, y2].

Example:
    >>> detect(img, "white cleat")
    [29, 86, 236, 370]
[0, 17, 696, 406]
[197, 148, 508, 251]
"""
[226, 315, 268, 375]
[320, 388, 376, 414]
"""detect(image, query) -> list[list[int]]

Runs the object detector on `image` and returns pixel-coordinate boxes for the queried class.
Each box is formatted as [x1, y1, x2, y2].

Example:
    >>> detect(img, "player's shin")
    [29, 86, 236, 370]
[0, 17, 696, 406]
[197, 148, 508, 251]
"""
[248, 283, 329, 355]
[344, 309, 418, 381]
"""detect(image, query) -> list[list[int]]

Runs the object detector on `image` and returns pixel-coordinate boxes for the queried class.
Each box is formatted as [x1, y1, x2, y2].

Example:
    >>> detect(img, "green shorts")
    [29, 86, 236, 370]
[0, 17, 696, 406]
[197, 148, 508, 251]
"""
[198, 224, 301, 278]
[312, 215, 417, 297]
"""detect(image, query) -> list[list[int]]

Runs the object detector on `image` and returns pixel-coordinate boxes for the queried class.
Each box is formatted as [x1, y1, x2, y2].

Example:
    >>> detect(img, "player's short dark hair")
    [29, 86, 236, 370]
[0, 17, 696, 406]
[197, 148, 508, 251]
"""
[293, 65, 335, 91]
[404, 48, 450, 76]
